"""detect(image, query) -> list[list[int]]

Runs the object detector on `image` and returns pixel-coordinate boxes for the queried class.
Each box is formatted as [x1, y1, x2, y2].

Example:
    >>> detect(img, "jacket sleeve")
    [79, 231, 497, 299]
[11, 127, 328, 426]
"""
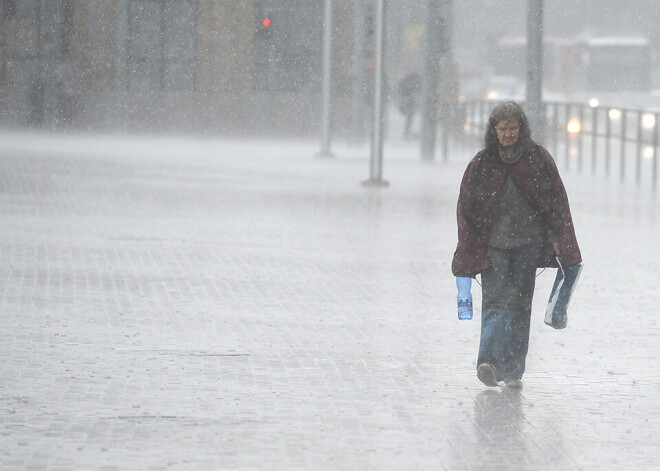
[538, 146, 582, 267]
[451, 158, 491, 277]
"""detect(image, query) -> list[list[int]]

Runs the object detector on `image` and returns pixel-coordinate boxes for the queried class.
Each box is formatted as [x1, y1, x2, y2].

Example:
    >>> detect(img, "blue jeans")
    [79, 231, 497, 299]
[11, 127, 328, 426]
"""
[478, 244, 542, 381]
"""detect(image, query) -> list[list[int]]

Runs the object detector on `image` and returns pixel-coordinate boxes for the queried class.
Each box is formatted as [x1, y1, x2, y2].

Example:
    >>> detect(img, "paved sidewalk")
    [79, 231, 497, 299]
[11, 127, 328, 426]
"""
[0, 132, 658, 470]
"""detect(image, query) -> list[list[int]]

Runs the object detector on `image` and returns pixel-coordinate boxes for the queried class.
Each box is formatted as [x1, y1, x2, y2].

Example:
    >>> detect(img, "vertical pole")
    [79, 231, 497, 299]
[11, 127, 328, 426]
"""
[440, 0, 453, 163]
[464, 101, 470, 144]
[526, 0, 544, 143]
[653, 114, 658, 190]
[476, 100, 481, 144]
[472, 101, 478, 144]
[350, 0, 367, 142]
[363, 0, 388, 186]
[421, 0, 442, 161]
[319, 0, 334, 157]
[564, 104, 571, 168]
[605, 110, 611, 177]
[32, 0, 45, 127]
[460, 100, 467, 149]
[475, 100, 481, 145]
[115, 0, 128, 129]
[620, 110, 627, 182]
[159, 2, 165, 93]
[550, 102, 558, 155]
[591, 106, 598, 175]
[636, 111, 643, 185]
[577, 104, 584, 173]
[440, 95, 449, 163]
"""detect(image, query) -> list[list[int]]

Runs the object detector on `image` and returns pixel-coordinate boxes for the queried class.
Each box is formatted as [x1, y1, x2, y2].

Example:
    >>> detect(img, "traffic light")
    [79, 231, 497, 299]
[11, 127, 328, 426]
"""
[256, 13, 274, 37]
[253, 0, 322, 92]
[254, 3, 278, 91]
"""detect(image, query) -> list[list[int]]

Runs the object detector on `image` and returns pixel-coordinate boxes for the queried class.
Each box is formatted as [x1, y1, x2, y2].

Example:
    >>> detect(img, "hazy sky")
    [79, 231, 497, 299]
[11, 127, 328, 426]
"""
[454, 0, 660, 49]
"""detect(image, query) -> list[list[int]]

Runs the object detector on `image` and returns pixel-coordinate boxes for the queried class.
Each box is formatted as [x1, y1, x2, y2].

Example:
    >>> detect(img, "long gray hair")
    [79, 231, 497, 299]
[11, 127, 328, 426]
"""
[483, 101, 534, 153]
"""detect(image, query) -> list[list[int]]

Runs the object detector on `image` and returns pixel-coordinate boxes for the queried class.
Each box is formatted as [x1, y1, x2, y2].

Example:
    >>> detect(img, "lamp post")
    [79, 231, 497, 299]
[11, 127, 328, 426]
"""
[319, 0, 334, 157]
[363, 0, 388, 186]
[420, 0, 451, 161]
[114, 0, 129, 130]
[350, 0, 368, 143]
[526, 0, 544, 143]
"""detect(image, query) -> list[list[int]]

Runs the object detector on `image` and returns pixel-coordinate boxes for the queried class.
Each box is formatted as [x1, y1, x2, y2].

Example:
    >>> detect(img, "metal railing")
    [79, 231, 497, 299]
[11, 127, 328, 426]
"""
[460, 100, 659, 190]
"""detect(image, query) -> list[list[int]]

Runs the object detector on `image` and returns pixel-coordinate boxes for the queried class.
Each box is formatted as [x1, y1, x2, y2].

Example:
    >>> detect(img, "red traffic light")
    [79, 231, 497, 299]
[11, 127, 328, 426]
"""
[262, 17, 271, 28]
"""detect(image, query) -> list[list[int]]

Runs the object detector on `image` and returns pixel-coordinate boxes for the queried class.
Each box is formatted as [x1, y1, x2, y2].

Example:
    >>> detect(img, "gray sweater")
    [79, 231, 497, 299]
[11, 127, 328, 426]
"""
[488, 176, 545, 249]
[487, 145, 556, 249]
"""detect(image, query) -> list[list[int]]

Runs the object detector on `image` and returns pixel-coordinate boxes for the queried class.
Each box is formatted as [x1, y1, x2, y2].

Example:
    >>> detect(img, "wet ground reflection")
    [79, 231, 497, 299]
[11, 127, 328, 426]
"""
[474, 388, 526, 450]
[447, 388, 532, 470]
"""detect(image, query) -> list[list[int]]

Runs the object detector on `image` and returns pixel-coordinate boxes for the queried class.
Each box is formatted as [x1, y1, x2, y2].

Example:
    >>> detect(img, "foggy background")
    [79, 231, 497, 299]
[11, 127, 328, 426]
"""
[0, 0, 659, 137]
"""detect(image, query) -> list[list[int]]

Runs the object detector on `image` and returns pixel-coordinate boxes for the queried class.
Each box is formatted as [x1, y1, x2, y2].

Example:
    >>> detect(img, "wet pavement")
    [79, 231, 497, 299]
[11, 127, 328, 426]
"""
[0, 132, 658, 470]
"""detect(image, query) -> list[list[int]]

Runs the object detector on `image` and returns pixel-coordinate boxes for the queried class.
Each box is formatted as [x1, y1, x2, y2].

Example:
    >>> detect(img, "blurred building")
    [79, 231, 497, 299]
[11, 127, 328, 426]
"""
[3, 0, 659, 134]
[1, 0, 75, 128]
[0, 0, 363, 135]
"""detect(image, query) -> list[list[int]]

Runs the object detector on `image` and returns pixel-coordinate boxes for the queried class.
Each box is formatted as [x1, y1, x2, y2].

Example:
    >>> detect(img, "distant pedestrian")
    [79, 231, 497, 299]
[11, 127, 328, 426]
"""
[452, 101, 582, 388]
[396, 72, 421, 139]
[28, 78, 45, 127]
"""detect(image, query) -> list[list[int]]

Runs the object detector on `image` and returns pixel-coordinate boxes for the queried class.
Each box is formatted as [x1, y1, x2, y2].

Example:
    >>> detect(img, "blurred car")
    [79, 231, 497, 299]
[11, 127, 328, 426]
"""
[483, 75, 526, 101]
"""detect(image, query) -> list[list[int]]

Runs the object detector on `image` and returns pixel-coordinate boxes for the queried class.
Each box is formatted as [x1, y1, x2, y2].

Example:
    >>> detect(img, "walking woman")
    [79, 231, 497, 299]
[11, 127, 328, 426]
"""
[452, 101, 581, 388]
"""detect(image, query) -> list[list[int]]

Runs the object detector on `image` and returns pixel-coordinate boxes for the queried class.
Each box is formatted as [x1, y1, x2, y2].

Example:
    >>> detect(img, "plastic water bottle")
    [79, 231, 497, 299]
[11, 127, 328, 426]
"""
[456, 277, 473, 320]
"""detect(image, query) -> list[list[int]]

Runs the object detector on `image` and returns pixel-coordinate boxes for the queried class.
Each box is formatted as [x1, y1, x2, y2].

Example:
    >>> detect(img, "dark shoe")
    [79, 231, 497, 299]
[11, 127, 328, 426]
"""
[504, 378, 523, 389]
[477, 363, 498, 387]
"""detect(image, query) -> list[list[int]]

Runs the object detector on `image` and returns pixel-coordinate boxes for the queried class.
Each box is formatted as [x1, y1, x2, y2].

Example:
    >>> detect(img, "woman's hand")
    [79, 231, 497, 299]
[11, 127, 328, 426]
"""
[552, 242, 560, 255]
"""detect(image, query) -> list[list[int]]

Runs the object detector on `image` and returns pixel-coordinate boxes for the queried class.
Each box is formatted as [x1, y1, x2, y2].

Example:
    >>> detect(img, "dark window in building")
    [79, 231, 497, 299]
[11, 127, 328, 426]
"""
[62, 0, 74, 56]
[4, 0, 38, 23]
[162, 0, 196, 90]
[3, 0, 17, 19]
[128, 0, 197, 92]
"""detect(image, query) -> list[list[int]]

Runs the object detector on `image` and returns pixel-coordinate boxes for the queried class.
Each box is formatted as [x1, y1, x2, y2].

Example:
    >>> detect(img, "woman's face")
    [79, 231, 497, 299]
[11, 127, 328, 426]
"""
[495, 118, 520, 149]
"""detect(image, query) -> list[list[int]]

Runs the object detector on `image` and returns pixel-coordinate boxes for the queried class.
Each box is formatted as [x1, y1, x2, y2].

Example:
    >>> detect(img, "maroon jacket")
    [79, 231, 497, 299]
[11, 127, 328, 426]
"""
[452, 144, 582, 277]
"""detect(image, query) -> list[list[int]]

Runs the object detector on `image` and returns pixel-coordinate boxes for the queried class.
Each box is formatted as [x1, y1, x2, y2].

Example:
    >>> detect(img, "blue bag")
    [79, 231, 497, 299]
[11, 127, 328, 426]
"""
[545, 256, 583, 329]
